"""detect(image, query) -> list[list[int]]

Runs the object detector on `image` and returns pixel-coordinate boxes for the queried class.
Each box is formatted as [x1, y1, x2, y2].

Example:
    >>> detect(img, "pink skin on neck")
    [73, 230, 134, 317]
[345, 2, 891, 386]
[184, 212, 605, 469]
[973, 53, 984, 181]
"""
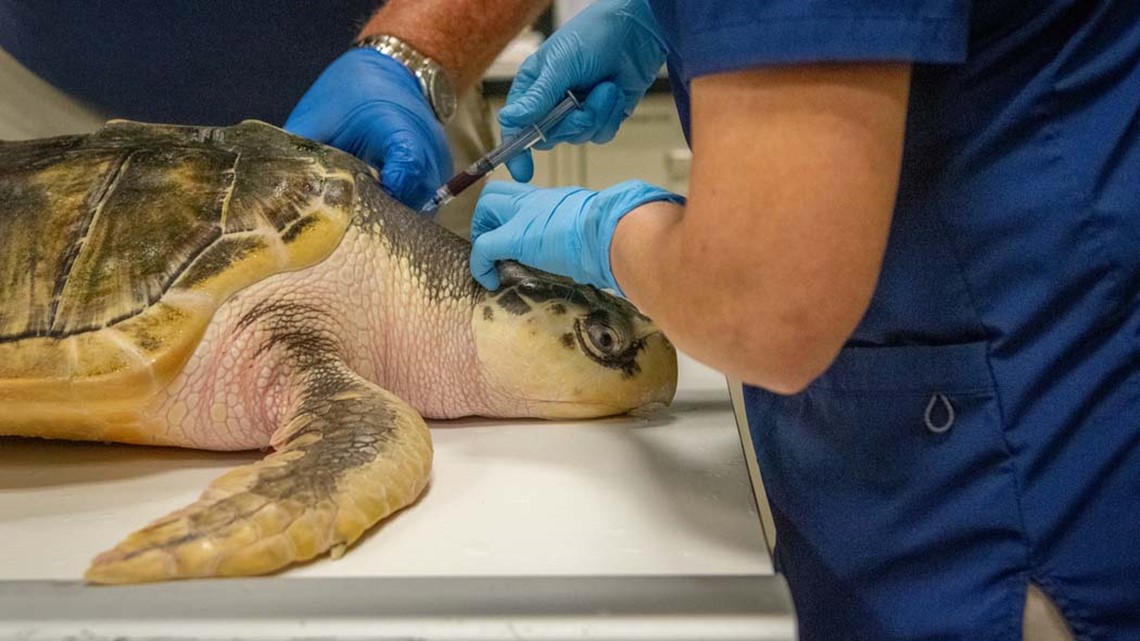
[144, 225, 513, 451]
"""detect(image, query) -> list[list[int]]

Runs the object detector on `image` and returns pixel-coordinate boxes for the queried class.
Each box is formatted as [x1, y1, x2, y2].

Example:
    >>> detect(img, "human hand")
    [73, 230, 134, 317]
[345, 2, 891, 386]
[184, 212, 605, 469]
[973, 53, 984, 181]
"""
[498, 0, 667, 181]
[285, 48, 452, 210]
[470, 180, 682, 292]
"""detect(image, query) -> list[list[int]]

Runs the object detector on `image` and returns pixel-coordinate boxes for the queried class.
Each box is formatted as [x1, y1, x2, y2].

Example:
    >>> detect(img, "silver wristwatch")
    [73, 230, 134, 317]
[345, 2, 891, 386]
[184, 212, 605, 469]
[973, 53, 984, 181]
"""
[355, 34, 457, 124]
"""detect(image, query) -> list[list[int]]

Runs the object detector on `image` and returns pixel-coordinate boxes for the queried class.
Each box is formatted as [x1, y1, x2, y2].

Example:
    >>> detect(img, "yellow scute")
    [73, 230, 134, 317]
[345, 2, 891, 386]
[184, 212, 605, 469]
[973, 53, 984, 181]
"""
[0, 298, 213, 441]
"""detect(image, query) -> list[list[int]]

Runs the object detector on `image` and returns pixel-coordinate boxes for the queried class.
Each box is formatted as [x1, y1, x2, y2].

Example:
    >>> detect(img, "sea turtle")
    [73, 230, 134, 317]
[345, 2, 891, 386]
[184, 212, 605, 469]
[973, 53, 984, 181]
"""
[0, 120, 678, 584]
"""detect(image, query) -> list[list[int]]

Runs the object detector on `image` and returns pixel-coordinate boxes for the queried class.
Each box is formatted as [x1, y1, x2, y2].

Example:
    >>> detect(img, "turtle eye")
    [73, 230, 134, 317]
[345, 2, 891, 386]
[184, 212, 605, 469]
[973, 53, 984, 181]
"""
[589, 324, 616, 353]
[581, 313, 630, 360]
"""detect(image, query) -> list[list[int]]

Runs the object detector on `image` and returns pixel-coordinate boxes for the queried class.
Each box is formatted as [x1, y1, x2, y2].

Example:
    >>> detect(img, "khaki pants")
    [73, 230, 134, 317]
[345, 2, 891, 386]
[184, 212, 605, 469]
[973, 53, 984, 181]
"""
[0, 46, 491, 236]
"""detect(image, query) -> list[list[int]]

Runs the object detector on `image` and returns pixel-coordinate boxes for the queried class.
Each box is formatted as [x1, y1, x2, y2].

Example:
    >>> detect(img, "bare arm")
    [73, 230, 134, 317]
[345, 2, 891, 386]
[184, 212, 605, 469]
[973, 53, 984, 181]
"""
[610, 63, 911, 393]
[360, 1, 551, 94]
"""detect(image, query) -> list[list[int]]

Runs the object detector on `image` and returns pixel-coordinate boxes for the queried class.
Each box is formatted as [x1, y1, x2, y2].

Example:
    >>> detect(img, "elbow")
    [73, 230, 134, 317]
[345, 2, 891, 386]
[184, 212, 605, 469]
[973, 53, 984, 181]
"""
[755, 367, 820, 397]
[743, 333, 841, 396]
[709, 305, 853, 396]
[758, 355, 836, 395]
[742, 280, 871, 394]
[656, 256, 875, 397]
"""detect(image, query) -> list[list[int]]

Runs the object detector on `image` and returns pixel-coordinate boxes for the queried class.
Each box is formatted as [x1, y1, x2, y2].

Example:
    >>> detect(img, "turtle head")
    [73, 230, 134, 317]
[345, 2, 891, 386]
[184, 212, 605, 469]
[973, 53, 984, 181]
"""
[472, 262, 678, 419]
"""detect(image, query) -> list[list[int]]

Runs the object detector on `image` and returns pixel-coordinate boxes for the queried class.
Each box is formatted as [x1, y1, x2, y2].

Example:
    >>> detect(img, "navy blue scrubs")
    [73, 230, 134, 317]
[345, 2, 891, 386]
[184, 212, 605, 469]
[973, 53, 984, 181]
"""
[648, 0, 1140, 638]
[0, 1, 378, 125]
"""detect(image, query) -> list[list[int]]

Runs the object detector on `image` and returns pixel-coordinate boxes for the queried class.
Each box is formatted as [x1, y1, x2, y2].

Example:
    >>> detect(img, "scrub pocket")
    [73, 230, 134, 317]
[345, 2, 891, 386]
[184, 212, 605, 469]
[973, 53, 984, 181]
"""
[745, 342, 1029, 641]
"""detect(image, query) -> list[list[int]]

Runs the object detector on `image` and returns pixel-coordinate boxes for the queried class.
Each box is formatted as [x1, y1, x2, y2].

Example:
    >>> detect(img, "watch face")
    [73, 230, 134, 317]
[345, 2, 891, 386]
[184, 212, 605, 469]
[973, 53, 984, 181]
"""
[427, 70, 457, 122]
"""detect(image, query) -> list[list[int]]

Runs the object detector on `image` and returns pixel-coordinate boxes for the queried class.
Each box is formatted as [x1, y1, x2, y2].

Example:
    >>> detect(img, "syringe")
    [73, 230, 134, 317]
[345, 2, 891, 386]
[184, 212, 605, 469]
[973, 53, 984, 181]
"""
[420, 91, 582, 213]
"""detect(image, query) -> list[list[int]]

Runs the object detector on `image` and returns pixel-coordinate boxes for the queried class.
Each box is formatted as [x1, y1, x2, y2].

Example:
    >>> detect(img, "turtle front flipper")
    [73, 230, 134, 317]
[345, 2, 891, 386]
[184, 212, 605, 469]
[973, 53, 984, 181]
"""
[84, 360, 433, 584]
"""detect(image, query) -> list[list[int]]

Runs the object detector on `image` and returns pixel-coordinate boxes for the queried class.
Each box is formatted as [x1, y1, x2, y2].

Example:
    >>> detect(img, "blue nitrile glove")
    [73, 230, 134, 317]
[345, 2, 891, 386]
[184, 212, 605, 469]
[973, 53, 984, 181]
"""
[285, 48, 452, 210]
[471, 180, 683, 292]
[499, 0, 667, 182]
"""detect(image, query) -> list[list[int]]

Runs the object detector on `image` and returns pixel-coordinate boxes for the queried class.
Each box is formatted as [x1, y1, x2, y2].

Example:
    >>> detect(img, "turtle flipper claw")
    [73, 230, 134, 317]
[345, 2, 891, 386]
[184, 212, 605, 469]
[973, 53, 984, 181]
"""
[85, 370, 432, 584]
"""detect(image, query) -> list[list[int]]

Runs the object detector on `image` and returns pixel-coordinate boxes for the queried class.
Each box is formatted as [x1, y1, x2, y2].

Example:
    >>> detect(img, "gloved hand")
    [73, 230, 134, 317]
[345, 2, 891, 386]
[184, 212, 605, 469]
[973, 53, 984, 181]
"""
[470, 180, 683, 292]
[498, 0, 667, 182]
[285, 48, 452, 210]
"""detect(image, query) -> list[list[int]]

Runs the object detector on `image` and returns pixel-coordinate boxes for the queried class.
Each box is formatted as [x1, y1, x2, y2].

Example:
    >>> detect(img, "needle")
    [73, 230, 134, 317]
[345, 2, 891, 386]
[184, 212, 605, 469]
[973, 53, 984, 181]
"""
[420, 91, 582, 213]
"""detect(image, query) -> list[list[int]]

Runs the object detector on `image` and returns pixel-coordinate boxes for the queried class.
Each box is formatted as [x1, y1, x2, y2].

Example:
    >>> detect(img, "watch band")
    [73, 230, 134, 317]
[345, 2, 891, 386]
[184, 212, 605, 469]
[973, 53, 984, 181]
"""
[355, 34, 457, 123]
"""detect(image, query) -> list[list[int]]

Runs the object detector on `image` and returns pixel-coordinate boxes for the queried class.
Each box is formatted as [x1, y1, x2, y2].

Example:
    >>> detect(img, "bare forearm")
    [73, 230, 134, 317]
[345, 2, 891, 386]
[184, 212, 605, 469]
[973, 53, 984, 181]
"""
[607, 203, 745, 377]
[611, 64, 909, 393]
[360, 0, 550, 93]
[611, 201, 843, 393]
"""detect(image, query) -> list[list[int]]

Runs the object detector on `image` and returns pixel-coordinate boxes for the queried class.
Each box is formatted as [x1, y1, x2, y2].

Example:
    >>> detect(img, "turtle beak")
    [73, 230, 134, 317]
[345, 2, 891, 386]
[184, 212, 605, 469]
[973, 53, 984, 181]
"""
[630, 330, 679, 411]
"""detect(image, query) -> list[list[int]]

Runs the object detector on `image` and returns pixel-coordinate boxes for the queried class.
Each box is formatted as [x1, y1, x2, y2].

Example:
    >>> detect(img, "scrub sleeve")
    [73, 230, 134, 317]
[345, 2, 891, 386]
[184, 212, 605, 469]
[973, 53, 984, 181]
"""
[649, 0, 1140, 639]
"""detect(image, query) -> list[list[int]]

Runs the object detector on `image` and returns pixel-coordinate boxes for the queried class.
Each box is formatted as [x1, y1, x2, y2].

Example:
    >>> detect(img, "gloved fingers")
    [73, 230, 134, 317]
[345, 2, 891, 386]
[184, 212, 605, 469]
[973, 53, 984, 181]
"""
[282, 58, 349, 141]
[590, 89, 627, 144]
[619, 84, 653, 120]
[481, 180, 538, 198]
[364, 111, 452, 209]
[282, 106, 325, 140]
[500, 52, 541, 116]
[533, 82, 623, 148]
[471, 181, 529, 238]
[504, 148, 535, 183]
[379, 145, 432, 209]
[498, 53, 569, 130]
[281, 47, 452, 211]
[470, 230, 518, 290]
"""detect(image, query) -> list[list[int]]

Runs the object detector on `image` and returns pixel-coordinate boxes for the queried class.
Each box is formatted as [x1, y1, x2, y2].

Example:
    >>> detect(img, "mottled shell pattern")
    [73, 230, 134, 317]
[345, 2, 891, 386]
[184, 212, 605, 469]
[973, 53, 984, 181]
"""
[0, 120, 368, 423]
